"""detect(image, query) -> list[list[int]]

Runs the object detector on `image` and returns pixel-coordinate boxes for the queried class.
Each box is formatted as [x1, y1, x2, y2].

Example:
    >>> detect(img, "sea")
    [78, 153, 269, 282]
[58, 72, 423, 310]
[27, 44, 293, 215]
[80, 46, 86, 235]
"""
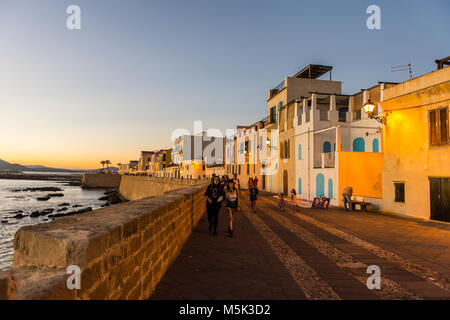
[0, 174, 108, 270]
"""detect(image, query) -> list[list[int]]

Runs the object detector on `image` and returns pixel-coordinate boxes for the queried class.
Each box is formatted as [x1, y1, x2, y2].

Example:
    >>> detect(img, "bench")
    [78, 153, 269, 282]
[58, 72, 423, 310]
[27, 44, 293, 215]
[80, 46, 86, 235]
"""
[351, 196, 370, 212]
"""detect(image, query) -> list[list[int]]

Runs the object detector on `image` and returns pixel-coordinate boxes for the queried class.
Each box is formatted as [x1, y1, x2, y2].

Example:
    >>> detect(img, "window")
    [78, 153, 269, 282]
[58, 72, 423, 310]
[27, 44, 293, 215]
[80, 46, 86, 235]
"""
[280, 139, 290, 159]
[270, 106, 277, 123]
[429, 107, 449, 146]
[259, 136, 263, 148]
[298, 144, 302, 160]
[394, 182, 405, 203]
[238, 165, 241, 175]
[247, 164, 249, 175]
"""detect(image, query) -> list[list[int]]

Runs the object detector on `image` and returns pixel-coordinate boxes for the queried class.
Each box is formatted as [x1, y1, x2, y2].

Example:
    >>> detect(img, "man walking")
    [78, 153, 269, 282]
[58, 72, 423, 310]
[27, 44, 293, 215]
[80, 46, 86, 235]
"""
[342, 185, 353, 212]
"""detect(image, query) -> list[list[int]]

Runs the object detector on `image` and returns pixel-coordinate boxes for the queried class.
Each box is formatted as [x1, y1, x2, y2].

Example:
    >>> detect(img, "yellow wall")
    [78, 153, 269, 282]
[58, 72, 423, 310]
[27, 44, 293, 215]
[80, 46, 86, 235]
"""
[338, 151, 383, 203]
[380, 71, 450, 219]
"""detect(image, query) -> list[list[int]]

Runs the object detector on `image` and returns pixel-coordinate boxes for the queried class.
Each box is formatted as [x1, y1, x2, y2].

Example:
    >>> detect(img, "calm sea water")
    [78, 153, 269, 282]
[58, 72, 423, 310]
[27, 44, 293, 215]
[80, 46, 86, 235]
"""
[0, 178, 107, 270]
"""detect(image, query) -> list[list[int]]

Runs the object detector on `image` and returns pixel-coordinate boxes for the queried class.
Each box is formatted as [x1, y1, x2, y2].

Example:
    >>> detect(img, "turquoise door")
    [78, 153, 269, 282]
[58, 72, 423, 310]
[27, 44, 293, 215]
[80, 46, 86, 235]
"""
[328, 178, 333, 198]
[353, 138, 365, 152]
[316, 174, 325, 197]
[372, 139, 379, 152]
[298, 178, 302, 194]
[323, 141, 331, 153]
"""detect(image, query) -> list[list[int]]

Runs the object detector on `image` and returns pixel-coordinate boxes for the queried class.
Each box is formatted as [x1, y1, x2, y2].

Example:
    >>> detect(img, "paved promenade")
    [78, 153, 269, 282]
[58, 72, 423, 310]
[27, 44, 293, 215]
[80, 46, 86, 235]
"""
[151, 192, 450, 300]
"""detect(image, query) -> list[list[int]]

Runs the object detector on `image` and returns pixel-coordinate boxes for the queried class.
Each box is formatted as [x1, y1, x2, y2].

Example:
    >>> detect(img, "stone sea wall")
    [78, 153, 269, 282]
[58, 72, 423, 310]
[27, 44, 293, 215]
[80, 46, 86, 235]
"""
[3, 182, 208, 300]
[81, 173, 122, 188]
[119, 176, 205, 201]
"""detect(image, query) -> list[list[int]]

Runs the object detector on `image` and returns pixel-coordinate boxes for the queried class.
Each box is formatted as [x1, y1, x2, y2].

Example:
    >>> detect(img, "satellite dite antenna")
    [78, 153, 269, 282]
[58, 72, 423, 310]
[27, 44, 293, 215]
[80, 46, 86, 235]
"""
[391, 60, 413, 79]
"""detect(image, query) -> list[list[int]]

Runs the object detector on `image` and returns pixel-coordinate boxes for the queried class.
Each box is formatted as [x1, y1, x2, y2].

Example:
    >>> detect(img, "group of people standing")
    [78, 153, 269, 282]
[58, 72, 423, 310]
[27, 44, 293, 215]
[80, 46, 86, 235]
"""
[204, 174, 259, 237]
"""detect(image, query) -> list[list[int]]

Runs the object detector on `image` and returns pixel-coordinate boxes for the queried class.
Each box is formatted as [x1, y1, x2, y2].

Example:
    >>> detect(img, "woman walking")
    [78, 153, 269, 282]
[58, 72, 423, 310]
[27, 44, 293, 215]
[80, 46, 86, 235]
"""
[204, 176, 224, 235]
[249, 180, 259, 213]
[290, 189, 299, 212]
[278, 192, 286, 211]
[226, 180, 238, 237]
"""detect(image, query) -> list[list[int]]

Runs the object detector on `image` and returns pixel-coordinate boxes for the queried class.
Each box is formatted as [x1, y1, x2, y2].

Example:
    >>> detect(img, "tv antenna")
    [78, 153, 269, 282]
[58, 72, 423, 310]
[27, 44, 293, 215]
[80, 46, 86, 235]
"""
[391, 60, 413, 79]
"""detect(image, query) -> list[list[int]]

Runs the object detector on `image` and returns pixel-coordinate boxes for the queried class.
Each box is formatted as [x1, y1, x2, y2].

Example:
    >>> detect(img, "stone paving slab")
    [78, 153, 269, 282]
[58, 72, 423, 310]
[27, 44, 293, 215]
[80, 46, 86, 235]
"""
[150, 192, 450, 300]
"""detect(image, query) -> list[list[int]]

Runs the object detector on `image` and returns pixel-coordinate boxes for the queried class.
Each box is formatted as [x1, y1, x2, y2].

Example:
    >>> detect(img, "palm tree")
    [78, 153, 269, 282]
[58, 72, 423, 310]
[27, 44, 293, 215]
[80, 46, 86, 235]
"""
[100, 160, 106, 172]
[105, 160, 111, 172]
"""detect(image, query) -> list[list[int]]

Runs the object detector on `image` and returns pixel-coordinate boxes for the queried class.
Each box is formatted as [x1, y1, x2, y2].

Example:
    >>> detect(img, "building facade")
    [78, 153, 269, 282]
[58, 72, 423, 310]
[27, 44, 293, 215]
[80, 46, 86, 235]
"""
[380, 66, 450, 221]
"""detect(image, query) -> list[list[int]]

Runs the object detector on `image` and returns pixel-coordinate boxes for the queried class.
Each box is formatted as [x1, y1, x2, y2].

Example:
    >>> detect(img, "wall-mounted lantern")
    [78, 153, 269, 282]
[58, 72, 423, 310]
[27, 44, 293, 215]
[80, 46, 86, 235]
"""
[363, 99, 386, 124]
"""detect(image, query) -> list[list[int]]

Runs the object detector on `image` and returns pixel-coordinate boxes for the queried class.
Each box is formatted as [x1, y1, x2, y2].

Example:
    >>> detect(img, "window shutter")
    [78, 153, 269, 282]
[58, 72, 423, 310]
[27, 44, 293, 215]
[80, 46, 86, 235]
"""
[440, 108, 448, 144]
[429, 110, 438, 146]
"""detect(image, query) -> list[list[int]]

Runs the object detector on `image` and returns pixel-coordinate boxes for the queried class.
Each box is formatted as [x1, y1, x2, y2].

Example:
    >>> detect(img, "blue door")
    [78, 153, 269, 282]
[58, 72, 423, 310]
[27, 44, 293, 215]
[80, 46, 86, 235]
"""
[353, 138, 365, 152]
[323, 141, 331, 153]
[298, 178, 302, 194]
[328, 178, 333, 198]
[372, 139, 379, 153]
[316, 174, 325, 197]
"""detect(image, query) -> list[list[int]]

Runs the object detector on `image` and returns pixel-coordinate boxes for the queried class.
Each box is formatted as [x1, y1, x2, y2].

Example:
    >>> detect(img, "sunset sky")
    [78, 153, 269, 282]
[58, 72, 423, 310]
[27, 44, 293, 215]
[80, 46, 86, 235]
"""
[0, 0, 449, 169]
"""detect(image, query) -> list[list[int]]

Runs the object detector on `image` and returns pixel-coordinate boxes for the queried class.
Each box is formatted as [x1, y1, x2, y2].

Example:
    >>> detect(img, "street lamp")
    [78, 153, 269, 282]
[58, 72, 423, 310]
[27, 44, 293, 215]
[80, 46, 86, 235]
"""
[363, 99, 385, 124]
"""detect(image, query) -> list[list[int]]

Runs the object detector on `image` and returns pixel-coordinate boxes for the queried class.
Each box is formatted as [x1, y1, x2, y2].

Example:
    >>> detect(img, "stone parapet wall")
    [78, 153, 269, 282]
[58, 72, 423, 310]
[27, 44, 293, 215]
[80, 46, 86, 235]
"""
[81, 173, 122, 188]
[0, 271, 17, 300]
[7, 183, 208, 300]
[119, 176, 206, 201]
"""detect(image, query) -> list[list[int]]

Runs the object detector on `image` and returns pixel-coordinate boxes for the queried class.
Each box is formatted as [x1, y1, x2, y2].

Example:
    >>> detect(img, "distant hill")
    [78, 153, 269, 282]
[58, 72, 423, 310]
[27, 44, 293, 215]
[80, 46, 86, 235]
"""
[23, 165, 76, 173]
[0, 159, 28, 172]
[86, 167, 119, 173]
[0, 159, 119, 173]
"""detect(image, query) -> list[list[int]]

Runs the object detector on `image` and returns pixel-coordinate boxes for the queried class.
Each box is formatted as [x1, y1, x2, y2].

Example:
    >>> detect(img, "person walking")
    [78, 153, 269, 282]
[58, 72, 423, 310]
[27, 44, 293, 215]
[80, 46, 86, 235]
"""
[204, 176, 224, 235]
[278, 192, 286, 211]
[226, 180, 238, 237]
[253, 176, 258, 187]
[342, 185, 353, 212]
[249, 179, 259, 213]
[290, 189, 299, 212]
[232, 173, 241, 212]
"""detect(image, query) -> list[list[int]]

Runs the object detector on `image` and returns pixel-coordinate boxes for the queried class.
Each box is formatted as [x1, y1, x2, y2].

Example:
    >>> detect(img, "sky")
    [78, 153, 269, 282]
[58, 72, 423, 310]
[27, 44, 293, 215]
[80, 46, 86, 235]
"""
[0, 0, 449, 169]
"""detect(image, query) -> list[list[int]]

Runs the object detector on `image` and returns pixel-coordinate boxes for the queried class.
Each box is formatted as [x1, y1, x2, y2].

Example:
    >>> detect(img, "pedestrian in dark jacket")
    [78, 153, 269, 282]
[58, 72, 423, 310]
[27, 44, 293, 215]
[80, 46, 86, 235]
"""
[204, 176, 224, 235]
[249, 180, 259, 213]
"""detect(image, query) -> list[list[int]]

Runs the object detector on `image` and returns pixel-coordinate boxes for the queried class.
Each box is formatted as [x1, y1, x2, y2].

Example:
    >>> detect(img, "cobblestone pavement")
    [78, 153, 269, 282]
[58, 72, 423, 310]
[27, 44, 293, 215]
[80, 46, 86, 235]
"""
[150, 192, 450, 300]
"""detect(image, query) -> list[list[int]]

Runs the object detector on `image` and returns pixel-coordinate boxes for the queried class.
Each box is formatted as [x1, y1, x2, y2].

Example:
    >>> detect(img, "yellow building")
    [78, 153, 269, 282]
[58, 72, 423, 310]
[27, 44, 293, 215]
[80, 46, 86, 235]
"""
[380, 65, 450, 221]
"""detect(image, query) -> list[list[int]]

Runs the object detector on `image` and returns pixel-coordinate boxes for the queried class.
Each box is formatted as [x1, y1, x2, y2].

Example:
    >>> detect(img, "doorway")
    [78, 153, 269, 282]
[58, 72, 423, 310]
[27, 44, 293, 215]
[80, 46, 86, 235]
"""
[429, 177, 450, 222]
[283, 170, 288, 195]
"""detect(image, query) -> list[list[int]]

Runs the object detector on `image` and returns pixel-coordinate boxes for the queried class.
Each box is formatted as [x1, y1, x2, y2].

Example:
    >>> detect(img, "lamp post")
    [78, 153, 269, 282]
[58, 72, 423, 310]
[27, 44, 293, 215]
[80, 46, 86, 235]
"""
[363, 99, 386, 124]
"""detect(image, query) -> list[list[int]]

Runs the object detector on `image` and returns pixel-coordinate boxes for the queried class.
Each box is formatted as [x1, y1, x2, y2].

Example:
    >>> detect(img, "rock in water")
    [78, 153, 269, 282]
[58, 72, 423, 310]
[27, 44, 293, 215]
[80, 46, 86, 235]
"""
[47, 193, 64, 198]
[13, 214, 25, 219]
[58, 203, 70, 207]
[37, 196, 50, 201]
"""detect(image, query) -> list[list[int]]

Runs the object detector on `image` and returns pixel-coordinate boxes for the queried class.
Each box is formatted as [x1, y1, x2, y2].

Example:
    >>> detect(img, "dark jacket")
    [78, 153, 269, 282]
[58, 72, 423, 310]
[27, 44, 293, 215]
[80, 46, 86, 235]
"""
[204, 184, 224, 208]
[249, 187, 259, 201]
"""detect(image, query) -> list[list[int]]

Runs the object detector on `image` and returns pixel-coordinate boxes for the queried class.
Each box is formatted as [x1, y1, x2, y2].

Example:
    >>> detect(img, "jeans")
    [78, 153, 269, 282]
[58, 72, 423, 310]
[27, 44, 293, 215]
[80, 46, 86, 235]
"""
[207, 205, 220, 232]
[343, 194, 352, 211]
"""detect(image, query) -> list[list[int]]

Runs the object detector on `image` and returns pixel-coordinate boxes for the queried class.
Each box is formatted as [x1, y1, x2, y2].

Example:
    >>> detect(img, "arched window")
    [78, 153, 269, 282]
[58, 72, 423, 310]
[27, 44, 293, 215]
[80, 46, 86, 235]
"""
[323, 141, 331, 153]
[328, 178, 333, 198]
[352, 138, 365, 152]
[372, 139, 379, 153]
[298, 144, 302, 160]
[298, 178, 302, 194]
[316, 174, 325, 197]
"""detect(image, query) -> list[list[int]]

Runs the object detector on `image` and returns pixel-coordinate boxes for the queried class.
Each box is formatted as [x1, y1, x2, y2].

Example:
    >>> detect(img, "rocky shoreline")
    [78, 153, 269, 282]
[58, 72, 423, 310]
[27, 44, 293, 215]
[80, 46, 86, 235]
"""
[1, 188, 127, 224]
[0, 172, 82, 184]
